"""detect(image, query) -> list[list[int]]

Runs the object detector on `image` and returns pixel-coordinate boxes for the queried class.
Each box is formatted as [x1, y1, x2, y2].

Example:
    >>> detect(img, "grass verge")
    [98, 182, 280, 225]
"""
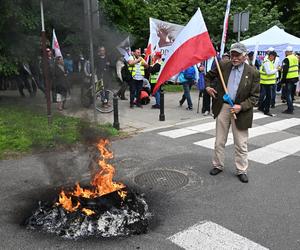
[0, 105, 120, 159]
[163, 83, 198, 92]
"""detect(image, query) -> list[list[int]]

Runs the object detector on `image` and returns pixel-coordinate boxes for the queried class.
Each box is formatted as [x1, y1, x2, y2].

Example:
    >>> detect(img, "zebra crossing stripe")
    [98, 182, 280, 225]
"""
[159, 112, 267, 138]
[168, 221, 269, 250]
[248, 136, 300, 164]
[193, 118, 300, 149]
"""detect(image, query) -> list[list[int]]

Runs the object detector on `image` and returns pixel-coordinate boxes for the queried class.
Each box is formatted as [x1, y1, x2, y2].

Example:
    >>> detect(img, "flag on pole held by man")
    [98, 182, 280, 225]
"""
[220, 0, 231, 57]
[116, 36, 131, 61]
[52, 29, 62, 58]
[153, 8, 216, 94]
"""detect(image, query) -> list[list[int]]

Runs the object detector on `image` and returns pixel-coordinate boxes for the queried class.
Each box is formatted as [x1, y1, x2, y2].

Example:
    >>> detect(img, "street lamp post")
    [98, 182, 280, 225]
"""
[40, 0, 52, 125]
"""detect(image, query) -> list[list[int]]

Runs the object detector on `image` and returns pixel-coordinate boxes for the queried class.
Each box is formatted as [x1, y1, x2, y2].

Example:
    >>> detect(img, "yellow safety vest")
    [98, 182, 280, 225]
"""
[150, 60, 163, 84]
[286, 54, 299, 79]
[259, 59, 277, 85]
[128, 57, 145, 77]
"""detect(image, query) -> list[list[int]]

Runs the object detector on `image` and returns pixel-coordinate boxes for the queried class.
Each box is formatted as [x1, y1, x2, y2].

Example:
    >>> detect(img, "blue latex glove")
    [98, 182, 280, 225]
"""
[223, 93, 234, 107]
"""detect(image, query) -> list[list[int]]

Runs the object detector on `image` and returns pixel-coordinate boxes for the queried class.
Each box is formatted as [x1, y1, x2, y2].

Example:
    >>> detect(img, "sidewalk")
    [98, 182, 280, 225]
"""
[63, 87, 210, 134]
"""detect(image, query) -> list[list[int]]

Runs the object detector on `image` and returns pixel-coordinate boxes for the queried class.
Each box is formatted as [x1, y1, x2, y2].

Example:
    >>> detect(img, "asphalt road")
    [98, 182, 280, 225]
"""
[1, 90, 300, 249]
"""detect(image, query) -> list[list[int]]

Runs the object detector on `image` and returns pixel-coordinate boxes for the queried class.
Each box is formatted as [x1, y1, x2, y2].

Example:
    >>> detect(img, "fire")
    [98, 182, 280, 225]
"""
[57, 139, 127, 214]
[82, 208, 95, 216]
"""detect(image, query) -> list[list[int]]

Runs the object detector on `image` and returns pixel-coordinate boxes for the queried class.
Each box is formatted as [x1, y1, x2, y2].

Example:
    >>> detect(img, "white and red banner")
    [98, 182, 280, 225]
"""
[220, 0, 231, 57]
[117, 36, 131, 61]
[153, 8, 216, 94]
[147, 18, 184, 61]
[52, 29, 62, 58]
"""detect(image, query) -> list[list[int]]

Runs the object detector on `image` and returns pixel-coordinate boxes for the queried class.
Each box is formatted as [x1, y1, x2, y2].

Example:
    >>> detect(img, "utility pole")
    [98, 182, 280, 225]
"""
[86, 0, 97, 123]
[40, 0, 52, 125]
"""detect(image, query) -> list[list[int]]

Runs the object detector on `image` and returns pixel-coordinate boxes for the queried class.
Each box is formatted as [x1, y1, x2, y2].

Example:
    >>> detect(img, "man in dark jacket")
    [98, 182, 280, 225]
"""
[280, 46, 299, 114]
[205, 43, 260, 183]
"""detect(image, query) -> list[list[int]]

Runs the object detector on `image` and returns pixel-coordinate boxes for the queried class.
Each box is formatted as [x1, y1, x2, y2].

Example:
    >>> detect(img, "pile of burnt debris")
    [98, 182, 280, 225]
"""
[24, 139, 151, 240]
[25, 188, 150, 240]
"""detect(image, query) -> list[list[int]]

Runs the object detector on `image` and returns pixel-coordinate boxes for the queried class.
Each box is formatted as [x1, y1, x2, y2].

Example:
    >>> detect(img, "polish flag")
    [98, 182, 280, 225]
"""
[153, 8, 216, 94]
[52, 29, 62, 58]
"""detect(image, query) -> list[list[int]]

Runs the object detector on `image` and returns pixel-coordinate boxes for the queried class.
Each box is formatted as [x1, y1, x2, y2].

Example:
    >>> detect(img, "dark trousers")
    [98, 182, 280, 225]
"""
[179, 81, 193, 107]
[202, 88, 211, 113]
[129, 79, 143, 105]
[117, 80, 128, 99]
[259, 84, 273, 114]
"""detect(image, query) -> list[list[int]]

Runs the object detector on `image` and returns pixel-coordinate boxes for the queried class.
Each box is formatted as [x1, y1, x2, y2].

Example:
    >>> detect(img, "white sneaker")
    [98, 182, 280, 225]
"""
[203, 111, 210, 116]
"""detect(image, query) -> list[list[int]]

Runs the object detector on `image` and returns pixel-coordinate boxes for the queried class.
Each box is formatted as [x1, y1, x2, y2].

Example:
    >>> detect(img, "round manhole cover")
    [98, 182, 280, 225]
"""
[134, 170, 189, 191]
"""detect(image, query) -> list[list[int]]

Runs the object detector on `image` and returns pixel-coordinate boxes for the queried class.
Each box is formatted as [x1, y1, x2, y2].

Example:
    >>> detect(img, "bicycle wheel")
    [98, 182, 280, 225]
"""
[95, 89, 114, 113]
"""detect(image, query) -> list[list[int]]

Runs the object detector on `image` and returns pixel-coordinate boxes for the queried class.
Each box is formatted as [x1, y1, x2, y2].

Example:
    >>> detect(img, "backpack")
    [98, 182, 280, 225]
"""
[183, 66, 196, 80]
[121, 61, 133, 82]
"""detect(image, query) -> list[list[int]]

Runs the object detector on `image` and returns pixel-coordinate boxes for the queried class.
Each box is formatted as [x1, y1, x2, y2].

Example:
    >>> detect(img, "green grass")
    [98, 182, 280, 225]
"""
[0, 105, 119, 159]
[163, 83, 198, 92]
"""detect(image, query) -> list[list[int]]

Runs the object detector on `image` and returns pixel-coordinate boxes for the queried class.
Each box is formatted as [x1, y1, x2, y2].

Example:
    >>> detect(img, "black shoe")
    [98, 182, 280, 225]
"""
[210, 168, 223, 176]
[264, 112, 276, 117]
[179, 101, 183, 106]
[270, 104, 275, 108]
[257, 107, 263, 112]
[237, 173, 248, 183]
[151, 104, 160, 109]
[282, 109, 293, 114]
[186, 107, 193, 111]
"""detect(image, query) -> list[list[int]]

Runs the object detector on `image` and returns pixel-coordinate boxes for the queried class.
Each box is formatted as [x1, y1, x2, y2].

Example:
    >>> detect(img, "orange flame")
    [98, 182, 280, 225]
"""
[82, 208, 95, 216]
[57, 139, 127, 213]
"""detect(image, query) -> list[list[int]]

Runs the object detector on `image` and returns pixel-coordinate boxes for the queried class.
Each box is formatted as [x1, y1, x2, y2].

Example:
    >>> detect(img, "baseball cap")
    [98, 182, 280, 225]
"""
[267, 47, 275, 52]
[285, 46, 293, 52]
[230, 43, 247, 54]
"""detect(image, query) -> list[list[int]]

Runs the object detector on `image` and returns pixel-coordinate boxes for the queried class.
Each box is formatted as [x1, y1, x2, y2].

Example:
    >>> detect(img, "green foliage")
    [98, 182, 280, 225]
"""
[0, 105, 119, 159]
[99, 0, 284, 51]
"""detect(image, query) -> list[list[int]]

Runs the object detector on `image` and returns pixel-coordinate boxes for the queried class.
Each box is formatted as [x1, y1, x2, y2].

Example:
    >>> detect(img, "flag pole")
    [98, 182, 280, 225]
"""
[40, 0, 52, 125]
[214, 56, 237, 119]
[220, 0, 231, 57]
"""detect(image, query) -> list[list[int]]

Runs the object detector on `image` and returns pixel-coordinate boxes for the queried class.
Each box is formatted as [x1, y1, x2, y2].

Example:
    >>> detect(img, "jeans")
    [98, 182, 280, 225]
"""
[286, 82, 294, 111]
[129, 79, 143, 105]
[180, 81, 193, 108]
[259, 84, 273, 114]
[155, 89, 160, 105]
[271, 84, 276, 106]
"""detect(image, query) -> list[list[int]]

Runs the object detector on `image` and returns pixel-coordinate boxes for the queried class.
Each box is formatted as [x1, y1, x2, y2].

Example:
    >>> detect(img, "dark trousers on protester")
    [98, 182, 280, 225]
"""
[259, 84, 273, 114]
[179, 81, 193, 108]
[129, 79, 143, 106]
[202, 88, 211, 113]
[117, 81, 128, 99]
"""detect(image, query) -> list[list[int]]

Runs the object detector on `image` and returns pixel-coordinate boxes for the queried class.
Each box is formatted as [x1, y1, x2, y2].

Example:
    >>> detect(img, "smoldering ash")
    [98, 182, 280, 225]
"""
[25, 139, 151, 240]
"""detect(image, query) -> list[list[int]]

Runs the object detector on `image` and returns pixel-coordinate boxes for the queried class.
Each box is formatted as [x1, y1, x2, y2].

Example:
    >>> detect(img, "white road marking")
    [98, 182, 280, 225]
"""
[194, 118, 300, 149]
[168, 221, 269, 250]
[293, 103, 300, 108]
[159, 112, 267, 138]
[248, 136, 300, 164]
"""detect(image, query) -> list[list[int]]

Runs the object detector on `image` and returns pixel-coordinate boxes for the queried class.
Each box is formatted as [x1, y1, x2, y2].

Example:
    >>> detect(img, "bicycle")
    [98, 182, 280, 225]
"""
[95, 78, 114, 113]
[80, 77, 114, 113]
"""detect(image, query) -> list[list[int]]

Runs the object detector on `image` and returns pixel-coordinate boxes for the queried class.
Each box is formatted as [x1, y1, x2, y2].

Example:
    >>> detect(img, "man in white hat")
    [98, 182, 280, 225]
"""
[280, 46, 299, 114]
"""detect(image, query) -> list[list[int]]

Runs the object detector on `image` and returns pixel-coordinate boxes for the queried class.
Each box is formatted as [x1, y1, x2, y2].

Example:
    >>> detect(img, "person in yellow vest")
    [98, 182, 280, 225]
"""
[127, 47, 148, 108]
[280, 46, 299, 114]
[258, 51, 279, 116]
[149, 51, 163, 109]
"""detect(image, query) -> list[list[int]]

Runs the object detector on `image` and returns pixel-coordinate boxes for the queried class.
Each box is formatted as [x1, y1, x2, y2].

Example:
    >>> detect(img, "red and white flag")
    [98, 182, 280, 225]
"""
[52, 29, 62, 58]
[220, 0, 231, 57]
[153, 8, 216, 94]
